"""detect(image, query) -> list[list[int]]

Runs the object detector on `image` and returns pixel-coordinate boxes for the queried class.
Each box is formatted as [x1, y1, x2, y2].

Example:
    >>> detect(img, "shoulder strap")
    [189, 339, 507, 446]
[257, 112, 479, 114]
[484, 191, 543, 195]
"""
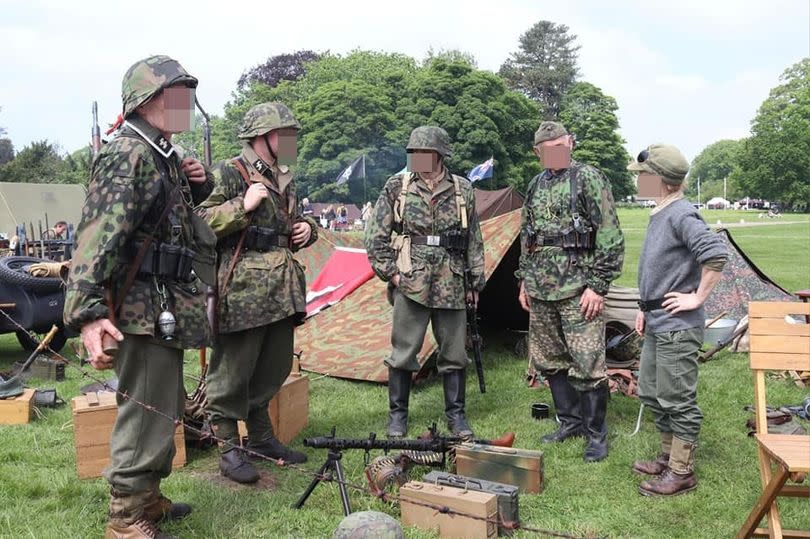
[451, 174, 468, 230]
[393, 173, 411, 225]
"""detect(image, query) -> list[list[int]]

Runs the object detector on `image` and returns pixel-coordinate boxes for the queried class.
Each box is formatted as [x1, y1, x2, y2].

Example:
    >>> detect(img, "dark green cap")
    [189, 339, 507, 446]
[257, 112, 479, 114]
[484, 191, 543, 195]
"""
[627, 144, 689, 185]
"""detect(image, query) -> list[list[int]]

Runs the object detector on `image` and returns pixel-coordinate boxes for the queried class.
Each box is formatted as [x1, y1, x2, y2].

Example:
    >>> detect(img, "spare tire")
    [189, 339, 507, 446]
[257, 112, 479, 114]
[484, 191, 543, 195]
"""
[0, 256, 63, 293]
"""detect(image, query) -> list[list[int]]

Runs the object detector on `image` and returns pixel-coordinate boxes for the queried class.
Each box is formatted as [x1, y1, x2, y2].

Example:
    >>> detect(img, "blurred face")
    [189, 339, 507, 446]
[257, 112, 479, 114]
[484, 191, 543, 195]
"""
[137, 85, 195, 135]
[54, 223, 67, 235]
[254, 128, 298, 165]
[534, 135, 573, 169]
[407, 150, 441, 173]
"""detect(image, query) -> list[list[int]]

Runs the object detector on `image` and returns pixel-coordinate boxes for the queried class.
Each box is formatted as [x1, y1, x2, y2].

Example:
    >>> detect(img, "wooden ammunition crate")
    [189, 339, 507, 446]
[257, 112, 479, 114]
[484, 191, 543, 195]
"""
[71, 391, 186, 479]
[401, 480, 498, 538]
[238, 372, 309, 444]
[0, 388, 35, 425]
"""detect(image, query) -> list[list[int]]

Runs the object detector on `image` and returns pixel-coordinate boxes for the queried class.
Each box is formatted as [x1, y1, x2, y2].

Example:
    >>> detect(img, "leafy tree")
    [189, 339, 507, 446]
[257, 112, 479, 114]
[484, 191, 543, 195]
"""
[0, 138, 13, 165]
[559, 82, 634, 199]
[686, 139, 743, 200]
[424, 48, 478, 68]
[236, 50, 321, 92]
[735, 58, 810, 210]
[499, 21, 580, 119]
[0, 140, 64, 183]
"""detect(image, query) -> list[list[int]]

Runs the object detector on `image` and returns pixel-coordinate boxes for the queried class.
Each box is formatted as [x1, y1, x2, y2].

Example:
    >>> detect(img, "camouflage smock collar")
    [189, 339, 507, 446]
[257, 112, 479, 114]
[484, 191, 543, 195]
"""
[241, 144, 290, 180]
[123, 115, 175, 158]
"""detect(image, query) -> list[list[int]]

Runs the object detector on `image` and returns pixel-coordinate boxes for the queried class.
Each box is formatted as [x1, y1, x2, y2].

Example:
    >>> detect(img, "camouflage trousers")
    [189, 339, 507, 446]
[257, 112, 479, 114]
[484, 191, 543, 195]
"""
[206, 317, 294, 440]
[386, 291, 468, 374]
[106, 335, 184, 494]
[529, 294, 607, 391]
[637, 327, 704, 442]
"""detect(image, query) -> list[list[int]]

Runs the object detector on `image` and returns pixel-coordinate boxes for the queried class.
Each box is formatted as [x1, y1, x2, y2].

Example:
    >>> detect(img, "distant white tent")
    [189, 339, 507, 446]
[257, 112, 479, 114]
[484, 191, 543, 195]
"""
[706, 197, 731, 209]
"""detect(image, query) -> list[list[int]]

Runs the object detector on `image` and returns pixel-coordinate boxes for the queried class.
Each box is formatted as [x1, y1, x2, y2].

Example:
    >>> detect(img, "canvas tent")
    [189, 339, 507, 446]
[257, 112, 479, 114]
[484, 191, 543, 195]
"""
[295, 208, 523, 382]
[0, 182, 86, 238]
[474, 187, 524, 222]
[294, 188, 525, 382]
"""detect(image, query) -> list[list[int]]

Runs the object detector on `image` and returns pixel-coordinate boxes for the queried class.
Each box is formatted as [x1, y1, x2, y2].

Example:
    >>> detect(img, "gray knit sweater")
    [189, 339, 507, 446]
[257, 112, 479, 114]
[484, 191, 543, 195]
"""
[638, 199, 728, 333]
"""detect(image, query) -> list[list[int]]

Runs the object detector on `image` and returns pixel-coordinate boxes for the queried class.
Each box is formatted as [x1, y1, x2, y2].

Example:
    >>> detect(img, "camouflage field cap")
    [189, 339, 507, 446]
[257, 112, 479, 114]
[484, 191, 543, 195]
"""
[406, 126, 453, 157]
[332, 511, 404, 539]
[627, 144, 689, 185]
[121, 55, 198, 118]
[534, 121, 568, 145]
[238, 102, 301, 139]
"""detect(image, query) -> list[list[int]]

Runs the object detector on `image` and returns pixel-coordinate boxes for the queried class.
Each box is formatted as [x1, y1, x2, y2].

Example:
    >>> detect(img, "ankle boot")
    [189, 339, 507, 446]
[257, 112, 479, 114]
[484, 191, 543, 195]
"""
[245, 406, 308, 464]
[541, 371, 583, 443]
[581, 385, 609, 462]
[632, 432, 673, 476]
[639, 436, 697, 496]
[106, 489, 174, 539]
[443, 369, 473, 438]
[142, 486, 191, 523]
[212, 418, 259, 484]
[387, 368, 412, 438]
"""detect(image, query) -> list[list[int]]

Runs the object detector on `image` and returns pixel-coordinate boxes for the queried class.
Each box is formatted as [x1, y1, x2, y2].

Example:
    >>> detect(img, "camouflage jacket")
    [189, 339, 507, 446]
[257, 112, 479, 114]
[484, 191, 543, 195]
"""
[517, 160, 624, 300]
[64, 115, 215, 349]
[365, 169, 485, 310]
[195, 146, 318, 333]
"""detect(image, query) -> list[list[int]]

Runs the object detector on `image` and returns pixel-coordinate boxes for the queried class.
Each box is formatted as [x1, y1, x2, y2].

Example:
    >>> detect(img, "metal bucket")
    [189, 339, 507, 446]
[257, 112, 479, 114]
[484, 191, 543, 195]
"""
[704, 318, 738, 346]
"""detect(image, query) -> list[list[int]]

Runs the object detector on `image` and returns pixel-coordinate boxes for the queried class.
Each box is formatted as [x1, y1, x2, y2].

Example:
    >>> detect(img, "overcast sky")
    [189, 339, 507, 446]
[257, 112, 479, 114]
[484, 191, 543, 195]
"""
[1, 0, 808, 164]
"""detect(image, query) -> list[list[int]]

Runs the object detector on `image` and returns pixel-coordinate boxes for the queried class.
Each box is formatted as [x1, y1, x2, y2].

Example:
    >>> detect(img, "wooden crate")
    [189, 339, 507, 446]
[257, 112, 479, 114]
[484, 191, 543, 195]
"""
[71, 391, 186, 479]
[0, 388, 35, 425]
[401, 481, 498, 538]
[238, 372, 310, 444]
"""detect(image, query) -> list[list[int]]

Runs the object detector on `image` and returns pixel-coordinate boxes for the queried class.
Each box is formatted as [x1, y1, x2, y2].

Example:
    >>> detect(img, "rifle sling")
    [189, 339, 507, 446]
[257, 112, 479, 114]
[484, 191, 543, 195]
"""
[218, 157, 254, 305]
[112, 180, 179, 314]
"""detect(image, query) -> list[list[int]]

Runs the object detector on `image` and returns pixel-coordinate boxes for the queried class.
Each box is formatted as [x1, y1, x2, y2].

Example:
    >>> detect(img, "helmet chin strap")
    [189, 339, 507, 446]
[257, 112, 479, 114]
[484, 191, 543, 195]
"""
[261, 133, 278, 164]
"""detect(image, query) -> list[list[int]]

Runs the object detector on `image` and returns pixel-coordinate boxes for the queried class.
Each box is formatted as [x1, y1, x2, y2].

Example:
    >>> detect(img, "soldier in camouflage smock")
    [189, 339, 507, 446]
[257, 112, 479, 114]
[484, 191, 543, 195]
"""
[64, 55, 216, 539]
[365, 126, 485, 439]
[517, 121, 624, 463]
[196, 102, 317, 484]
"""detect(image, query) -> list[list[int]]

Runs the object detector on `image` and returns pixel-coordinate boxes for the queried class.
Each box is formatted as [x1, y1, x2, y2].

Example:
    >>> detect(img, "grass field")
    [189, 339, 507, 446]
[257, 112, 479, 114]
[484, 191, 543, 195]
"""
[0, 210, 808, 538]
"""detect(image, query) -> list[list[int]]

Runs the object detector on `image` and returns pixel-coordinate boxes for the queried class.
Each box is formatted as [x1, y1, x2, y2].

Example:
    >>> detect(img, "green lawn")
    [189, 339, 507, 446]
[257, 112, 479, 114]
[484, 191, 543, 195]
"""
[0, 211, 808, 538]
[615, 208, 810, 293]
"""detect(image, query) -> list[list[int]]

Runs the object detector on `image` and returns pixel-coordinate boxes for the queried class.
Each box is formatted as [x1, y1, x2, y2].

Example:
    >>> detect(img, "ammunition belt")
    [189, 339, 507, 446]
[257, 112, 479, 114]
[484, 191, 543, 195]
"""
[527, 230, 595, 253]
[131, 241, 196, 282]
[220, 226, 290, 252]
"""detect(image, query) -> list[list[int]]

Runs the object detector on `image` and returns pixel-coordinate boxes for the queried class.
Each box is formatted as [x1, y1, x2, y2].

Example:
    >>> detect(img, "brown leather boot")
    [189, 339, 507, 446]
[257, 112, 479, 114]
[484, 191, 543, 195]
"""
[104, 517, 175, 539]
[632, 432, 673, 476]
[632, 453, 670, 476]
[638, 469, 697, 496]
[142, 492, 191, 523]
[638, 436, 698, 496]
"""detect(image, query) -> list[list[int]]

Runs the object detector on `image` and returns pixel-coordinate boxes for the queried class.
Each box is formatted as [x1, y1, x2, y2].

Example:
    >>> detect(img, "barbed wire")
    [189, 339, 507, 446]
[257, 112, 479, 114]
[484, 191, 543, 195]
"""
[0, 308, 592, 539]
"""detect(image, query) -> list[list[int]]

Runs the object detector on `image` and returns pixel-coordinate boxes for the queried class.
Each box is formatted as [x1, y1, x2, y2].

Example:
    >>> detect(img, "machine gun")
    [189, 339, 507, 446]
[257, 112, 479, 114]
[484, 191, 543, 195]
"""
[295, 424, 515, 515]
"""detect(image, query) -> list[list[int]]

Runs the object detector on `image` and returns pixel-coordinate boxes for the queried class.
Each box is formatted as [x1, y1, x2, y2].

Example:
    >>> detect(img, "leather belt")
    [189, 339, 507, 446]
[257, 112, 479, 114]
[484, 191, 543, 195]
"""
[638, 297, 666, 312]
[410, 235, 444, 246]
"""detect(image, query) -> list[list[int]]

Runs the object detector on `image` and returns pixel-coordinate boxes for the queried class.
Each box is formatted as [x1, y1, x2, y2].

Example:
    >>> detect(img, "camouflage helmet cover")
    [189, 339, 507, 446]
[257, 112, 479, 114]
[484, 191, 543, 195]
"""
[238, 102, 301, 140]
[332, 511, 404, 539]
[121, 55, 198, 118]
[406, 126, 453, 157]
